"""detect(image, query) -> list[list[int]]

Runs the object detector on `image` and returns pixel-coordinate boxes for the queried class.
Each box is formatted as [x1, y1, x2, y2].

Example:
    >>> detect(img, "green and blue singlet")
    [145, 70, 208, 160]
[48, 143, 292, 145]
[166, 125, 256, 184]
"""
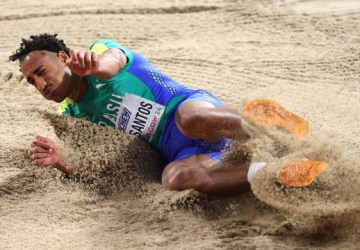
[59, 40, 230, 163]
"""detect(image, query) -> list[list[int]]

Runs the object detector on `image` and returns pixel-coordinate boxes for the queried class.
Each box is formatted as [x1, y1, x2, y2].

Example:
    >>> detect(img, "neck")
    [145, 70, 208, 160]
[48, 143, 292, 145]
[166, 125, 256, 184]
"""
[69, 75, 85, 102]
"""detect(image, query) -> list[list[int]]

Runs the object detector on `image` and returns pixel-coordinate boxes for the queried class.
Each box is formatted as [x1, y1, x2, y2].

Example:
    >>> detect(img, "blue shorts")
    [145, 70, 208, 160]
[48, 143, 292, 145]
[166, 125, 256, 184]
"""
[158, 90, 231, 163]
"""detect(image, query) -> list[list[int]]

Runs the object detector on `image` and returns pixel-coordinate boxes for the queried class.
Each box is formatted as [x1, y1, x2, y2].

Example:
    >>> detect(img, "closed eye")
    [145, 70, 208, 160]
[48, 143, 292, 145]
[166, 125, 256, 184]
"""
[26, 66, 46, 85]
[38, 69, 46, 76]
[27, 77, 35, 85]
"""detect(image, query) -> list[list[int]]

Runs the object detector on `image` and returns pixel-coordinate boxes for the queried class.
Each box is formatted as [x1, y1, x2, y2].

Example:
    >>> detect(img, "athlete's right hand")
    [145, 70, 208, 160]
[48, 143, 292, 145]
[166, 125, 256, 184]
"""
[65, 49, 100, 77]
[29, 136, 61, 167]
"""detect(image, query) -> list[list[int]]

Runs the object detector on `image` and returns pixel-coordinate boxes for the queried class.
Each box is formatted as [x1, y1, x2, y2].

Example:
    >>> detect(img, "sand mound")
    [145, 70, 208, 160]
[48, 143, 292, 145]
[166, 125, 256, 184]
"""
[40, 111, 164, 197]
[44, 111, 360, 238]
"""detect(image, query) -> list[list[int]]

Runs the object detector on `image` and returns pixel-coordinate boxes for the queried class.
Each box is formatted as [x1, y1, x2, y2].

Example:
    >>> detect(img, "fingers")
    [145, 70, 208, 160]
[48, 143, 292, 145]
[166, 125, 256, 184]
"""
[29, 135, 61, 168]
[77, 50, 86, 68]
[30, 135, 56, 159]
[66, 49, 79, 67]
[30, 147, 52, 167]
[70, 49, 78, 64]
[34, 135, 51, 143]
[30, 142, 52, 164]
[91, 51, 98, 68]
[84, 51, 92, 68]
[31, 139, 51, 150]
[67, 49, 98, 69]
[31, 152, 50, 160]
[29, 146, 48, 155]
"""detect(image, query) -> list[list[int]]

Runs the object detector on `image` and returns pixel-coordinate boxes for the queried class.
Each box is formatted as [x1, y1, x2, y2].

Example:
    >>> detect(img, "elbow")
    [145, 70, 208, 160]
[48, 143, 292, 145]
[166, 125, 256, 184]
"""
[96, 49, 127, 80]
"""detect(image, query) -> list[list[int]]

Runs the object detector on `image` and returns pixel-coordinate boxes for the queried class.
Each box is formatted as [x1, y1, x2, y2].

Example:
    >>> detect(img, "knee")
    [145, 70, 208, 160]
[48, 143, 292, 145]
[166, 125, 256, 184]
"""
[176, 110, 203, 138]
[162, 163, 192, 191]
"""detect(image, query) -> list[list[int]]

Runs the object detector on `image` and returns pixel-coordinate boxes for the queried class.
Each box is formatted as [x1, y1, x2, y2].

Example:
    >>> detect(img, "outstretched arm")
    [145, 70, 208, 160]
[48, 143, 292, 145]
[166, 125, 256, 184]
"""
[65, 48, 127, 80]
[30, 136, 76, 176]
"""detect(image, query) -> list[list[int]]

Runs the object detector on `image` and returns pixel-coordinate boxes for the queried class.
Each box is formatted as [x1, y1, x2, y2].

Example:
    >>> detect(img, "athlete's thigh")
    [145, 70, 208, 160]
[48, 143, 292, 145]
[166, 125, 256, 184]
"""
[176, 99, 215, 118]
[176, 91, 224, 122]
[158, 90, 228, 162]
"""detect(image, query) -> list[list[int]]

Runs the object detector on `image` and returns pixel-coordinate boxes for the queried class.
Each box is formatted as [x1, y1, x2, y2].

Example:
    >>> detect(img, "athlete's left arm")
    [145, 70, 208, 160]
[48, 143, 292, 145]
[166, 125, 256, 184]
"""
[66, 48, 127, 80]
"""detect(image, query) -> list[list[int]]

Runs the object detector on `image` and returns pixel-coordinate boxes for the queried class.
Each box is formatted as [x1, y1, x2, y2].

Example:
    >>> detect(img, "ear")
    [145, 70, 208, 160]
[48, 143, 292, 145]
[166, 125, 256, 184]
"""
[57, 51, 69, 63]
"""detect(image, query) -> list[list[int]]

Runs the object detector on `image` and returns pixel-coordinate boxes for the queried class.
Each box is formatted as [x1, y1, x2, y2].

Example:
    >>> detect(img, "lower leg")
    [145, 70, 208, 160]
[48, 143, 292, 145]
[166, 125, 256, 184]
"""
[162, 154, 251, 195]
[162, 154, 327, 195]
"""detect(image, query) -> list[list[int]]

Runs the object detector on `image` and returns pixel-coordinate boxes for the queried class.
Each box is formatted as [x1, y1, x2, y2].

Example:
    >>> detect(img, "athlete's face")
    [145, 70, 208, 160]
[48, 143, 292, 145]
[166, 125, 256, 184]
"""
[20, 50, 72, 103]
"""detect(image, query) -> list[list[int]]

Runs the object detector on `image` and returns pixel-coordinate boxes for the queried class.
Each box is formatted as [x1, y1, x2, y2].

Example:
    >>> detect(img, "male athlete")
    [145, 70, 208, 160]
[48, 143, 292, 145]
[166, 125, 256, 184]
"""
[9, 34, 328, 195]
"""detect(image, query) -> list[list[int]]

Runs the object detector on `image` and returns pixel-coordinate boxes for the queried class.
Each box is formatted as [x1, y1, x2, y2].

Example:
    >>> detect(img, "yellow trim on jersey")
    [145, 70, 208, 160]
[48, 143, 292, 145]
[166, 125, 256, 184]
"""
[90, 43, 109, 55]
[58, 97, 74, 114]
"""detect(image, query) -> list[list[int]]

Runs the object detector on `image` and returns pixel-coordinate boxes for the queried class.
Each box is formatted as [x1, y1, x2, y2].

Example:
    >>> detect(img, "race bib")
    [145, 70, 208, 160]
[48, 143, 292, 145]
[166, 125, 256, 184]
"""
[116, 94, 165, 142]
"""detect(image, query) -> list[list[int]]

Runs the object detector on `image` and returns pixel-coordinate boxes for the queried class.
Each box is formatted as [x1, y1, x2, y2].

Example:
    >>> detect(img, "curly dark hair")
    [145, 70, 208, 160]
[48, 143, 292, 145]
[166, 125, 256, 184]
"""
[9, 33, 70, 62]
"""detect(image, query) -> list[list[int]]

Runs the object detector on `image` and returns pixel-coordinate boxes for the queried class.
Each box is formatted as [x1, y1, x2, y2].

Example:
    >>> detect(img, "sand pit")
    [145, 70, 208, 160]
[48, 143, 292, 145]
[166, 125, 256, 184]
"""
[1, 0, 360, 249]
